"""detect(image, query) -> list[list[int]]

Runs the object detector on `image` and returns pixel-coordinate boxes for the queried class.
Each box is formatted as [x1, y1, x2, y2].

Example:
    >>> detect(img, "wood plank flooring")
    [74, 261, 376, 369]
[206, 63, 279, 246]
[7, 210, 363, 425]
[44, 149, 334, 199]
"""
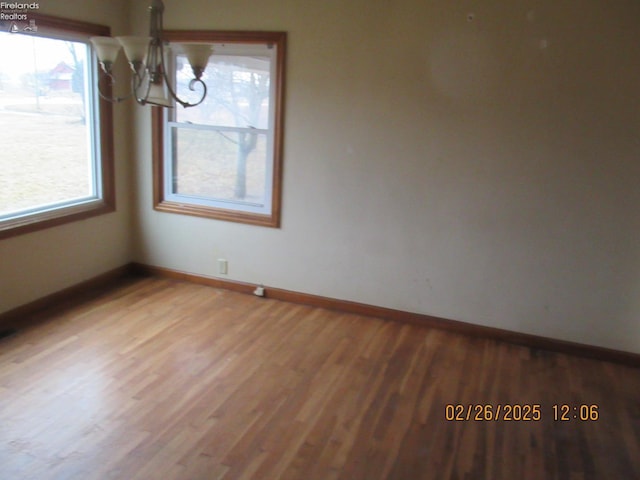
[0, 276, 639, 479]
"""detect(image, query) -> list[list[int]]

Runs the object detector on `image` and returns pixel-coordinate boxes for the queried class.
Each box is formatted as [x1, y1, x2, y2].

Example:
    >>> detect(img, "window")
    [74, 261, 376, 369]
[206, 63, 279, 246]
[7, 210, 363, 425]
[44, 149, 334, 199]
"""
[0, 14, 115, 239]
[153, 31, 286, 227]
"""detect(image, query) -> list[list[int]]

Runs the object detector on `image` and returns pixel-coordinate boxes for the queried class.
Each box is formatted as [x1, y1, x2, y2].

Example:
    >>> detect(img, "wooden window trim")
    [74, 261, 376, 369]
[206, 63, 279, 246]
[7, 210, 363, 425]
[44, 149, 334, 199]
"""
[152, 30, 286, 228]
[0, 14, 115, 240]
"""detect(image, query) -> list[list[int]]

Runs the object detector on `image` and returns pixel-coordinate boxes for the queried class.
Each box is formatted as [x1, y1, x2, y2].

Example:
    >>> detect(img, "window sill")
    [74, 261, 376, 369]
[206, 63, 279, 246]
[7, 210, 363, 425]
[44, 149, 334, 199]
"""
[153, 199, 279, 228]
[0, 199, 115, 240]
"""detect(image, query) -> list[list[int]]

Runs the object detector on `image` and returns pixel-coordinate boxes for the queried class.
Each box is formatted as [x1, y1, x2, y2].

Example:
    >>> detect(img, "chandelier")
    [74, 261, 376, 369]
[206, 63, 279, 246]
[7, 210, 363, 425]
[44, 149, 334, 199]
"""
[89, 0, 212, 108]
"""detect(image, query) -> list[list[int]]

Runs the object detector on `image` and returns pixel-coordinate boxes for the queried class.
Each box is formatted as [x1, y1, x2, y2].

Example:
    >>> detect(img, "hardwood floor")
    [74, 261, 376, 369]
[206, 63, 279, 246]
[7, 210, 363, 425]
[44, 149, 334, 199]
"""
[1, 277, 639, 479]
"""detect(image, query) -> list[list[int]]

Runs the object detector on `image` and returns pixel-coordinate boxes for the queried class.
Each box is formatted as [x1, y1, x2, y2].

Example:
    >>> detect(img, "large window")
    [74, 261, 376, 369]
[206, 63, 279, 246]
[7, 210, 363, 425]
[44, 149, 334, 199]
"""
[153, 31, 286, 227]
[0, 15, 114, 239]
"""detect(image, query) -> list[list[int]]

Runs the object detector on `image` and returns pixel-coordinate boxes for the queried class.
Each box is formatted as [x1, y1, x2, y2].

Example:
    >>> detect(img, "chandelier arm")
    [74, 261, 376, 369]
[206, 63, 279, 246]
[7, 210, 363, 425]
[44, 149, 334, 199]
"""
[96, 70, 135, 103]
[158, 43, 207, 108]
[187, 78, 208, 107]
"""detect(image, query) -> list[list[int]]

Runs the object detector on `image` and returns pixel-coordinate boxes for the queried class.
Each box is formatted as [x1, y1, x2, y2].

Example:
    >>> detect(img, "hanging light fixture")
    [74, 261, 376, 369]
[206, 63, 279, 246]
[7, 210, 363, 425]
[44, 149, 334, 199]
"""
[90, 0, 212, 108]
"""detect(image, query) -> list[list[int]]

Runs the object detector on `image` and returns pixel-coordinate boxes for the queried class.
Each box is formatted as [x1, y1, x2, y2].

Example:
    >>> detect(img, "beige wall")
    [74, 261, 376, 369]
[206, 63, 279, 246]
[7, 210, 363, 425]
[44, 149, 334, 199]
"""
[3, 0, 639, 355]
[132, 0, 640, 353]
[0, 0, 133, 313]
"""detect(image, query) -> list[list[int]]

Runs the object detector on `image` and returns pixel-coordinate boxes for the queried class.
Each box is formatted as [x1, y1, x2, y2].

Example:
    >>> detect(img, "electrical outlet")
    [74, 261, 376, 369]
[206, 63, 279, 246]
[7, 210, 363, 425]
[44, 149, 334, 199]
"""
[218, 259, 228, 275]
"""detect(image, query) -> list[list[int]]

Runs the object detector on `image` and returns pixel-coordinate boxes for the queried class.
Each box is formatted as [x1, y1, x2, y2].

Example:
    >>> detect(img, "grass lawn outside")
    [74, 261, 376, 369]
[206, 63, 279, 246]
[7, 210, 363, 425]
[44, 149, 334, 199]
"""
[0, 91, 92, 217]
[0, 89, 269, 218]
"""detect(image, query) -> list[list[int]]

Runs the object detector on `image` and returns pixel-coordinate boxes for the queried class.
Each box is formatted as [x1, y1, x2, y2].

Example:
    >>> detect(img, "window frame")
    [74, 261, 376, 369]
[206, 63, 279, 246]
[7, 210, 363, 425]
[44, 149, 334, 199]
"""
[152, 31, 286, 228]
[0, 13, 115, 240]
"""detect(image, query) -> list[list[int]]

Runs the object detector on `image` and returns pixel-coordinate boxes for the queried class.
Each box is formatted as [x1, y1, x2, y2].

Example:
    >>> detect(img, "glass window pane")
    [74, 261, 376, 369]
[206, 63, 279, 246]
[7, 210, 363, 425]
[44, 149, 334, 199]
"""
[0, 33, 94, 217]
[172, 127, 267, 206]
[175, 54, 271, 130]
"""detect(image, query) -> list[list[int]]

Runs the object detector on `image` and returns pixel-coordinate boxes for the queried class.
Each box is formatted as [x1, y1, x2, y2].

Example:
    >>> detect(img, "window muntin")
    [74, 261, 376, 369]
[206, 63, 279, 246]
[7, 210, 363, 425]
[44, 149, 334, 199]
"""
[153, 32, 285, 227]
[0, 15, 115, 239]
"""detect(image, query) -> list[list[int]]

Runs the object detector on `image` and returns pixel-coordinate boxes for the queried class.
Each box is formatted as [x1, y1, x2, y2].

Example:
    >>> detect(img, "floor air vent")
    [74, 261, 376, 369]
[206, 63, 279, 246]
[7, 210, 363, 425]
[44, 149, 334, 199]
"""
[0, 328, 17, 340]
